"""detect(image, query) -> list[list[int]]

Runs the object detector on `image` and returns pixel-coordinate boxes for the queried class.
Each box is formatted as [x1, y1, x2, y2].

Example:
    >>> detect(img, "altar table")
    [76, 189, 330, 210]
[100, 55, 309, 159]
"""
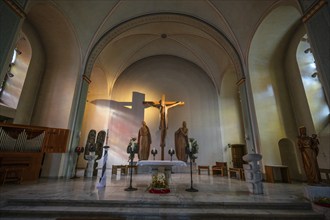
[137, 160, 187, 192]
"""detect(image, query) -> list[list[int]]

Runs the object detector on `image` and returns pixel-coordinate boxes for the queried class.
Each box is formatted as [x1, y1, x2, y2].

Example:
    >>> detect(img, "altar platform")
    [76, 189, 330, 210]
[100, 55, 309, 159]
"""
[0, 171, 326, 219]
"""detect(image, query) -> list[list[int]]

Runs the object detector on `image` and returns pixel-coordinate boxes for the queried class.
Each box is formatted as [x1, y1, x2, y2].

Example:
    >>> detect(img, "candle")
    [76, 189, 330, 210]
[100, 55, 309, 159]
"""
[189, 142, 192, 152]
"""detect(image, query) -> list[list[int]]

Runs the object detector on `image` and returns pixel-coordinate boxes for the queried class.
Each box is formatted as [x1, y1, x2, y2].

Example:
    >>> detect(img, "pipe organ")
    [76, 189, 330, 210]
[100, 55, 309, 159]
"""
[0, 123, 69, 184]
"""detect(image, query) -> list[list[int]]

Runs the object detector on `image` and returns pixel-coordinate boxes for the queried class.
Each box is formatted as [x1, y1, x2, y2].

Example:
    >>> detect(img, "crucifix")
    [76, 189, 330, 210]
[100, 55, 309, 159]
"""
[143, 94, 184, 160]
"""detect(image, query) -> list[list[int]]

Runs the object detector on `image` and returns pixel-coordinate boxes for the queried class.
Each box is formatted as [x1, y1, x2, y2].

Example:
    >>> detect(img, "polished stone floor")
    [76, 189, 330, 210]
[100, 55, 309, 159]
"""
[0, 169, 309, 204]
[1, 169, 329, 220]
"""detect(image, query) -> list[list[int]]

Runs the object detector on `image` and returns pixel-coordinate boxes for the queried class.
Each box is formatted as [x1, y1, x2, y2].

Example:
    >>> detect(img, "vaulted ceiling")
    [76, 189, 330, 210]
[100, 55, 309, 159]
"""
[26, 0, 294, 96]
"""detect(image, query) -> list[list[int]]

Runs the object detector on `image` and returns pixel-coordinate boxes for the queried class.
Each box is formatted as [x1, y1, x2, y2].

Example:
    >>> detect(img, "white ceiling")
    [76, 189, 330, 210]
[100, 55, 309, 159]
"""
[25, 0, 300, 95]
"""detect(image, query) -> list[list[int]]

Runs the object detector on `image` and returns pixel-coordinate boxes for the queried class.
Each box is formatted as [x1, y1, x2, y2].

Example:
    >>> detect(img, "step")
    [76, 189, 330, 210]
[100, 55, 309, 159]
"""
[0, 199, 324, 220]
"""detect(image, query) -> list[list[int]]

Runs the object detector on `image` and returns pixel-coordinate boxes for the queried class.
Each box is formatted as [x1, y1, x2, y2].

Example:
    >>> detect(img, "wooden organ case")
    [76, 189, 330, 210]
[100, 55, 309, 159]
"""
[0, 123, 69, 184]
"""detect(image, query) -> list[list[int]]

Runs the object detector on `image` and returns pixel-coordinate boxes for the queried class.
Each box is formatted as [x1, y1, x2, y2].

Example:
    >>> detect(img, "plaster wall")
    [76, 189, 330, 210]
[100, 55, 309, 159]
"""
[85, 55, 223, 168]
[248, 6, 301, 167]
[25, 4, 82, 178]
[219, 71, 245, 168]
[27, 4, 80, 129]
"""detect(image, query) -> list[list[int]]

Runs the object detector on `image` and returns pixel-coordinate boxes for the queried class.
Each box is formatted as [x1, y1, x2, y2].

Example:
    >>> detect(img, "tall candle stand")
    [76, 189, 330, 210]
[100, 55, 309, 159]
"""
[168, 148, 175, 161]
[125, 138, 138, 191]
[151, 148, 158, 160]
[185, 146, 198, 192]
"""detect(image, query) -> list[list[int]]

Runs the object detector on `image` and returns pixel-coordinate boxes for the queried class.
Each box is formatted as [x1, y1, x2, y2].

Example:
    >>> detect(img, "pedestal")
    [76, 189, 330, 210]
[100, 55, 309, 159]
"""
[85, 152, 96, 178]
[243, 153, 263, 194]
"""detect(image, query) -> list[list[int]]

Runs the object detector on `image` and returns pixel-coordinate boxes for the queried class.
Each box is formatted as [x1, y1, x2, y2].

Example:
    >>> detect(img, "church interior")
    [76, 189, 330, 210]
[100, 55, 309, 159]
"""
[0, 0, 329, 219]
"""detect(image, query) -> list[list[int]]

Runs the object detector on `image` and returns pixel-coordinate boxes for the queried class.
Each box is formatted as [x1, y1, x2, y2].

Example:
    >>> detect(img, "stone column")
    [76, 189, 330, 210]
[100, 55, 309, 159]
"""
[243, 153, 263, 194]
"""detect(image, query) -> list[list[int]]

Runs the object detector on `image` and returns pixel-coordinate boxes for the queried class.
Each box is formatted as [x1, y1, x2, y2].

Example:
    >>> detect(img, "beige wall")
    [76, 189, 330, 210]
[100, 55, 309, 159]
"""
[82, 55, 225, 168]
[220, 70, 245, 168]
[249, 6, 301, 171]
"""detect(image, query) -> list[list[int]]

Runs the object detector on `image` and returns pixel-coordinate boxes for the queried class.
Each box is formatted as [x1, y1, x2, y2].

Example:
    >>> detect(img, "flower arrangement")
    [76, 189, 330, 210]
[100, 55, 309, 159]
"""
[148, 172, 170, 194]
[186, 138, 199, 159]
[314, 197, 330, 207]
[127, 137, 138, 160]
[151, 173, 168, 189]
[74, 146, 84, 154]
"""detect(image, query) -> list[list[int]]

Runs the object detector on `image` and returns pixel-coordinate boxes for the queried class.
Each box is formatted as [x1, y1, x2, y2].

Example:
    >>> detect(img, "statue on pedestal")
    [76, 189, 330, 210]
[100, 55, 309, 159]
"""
[175, 121, 189, 162]
[297, 126, 321, 184]
[138, 121, 152, 160]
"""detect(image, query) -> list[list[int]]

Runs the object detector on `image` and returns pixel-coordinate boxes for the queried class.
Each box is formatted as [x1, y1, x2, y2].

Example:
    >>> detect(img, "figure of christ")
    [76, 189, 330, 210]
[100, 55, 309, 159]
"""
[143, 94, 184, 160]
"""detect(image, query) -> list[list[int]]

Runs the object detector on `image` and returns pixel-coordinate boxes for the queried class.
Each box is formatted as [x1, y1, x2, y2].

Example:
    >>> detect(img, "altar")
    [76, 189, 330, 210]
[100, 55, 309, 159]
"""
[137, 160, 187, 193]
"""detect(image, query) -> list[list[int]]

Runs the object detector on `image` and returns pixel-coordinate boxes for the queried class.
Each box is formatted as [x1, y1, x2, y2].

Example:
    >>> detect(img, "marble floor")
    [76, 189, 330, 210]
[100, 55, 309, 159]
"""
[0, 170, 309, 204]
[2, 169, 329, 220]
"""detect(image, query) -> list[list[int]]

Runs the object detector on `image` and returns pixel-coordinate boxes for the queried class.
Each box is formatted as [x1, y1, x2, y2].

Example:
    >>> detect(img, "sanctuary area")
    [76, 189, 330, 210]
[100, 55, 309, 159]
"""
[0, 0, 329, 219]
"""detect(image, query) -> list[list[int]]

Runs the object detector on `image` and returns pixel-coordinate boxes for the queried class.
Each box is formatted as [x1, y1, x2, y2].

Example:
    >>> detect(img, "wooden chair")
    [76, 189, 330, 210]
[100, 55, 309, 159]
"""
[212, 162, 227, 176]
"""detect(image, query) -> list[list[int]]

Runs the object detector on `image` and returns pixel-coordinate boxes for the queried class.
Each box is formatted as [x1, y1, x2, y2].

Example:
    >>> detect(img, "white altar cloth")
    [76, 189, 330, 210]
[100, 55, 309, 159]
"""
[137, 160, 187, 168]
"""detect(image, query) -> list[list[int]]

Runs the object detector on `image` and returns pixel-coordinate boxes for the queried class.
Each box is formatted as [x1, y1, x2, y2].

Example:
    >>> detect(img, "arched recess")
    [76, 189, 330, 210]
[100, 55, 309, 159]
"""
[25, 2, 81, 178]
[286, 23, 330, 171]
[296, 34, 330, 134]
[71, 13, 246, 174]
[0, 34, 31, 110]
[248, 6, 302, 166]
[26, 2, 81, 128]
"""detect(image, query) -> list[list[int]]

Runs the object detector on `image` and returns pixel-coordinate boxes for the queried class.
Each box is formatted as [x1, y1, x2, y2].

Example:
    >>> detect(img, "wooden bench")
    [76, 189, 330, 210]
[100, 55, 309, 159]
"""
[229, 167, 245, 180]
[198, 165, 210, 175]
[212, 162, 227, 176]
[112, 165, 127, 175]
[112, 165, 138, 175]
[320, 168, 330, 183]
[126, 165, 138, 174]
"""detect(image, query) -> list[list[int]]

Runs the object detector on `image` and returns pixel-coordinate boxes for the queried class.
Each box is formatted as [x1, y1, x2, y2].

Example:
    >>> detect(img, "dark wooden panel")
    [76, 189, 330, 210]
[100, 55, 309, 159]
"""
[43, 128, 69, 153]
[0, 152, 43, 183]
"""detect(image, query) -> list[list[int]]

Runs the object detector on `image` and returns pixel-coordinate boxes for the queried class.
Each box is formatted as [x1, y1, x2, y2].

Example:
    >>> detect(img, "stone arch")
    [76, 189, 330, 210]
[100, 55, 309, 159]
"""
[248, 5, 302, 165]
[84, 13, 244, 81]
[71, 13, 246, 176]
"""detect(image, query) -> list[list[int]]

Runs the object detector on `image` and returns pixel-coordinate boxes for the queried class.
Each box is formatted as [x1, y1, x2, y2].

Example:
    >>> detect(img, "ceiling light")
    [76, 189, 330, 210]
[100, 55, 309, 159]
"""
[304, 48, 312, 53]
[15, 48, 22, 55]
[7, 72, 14, 77]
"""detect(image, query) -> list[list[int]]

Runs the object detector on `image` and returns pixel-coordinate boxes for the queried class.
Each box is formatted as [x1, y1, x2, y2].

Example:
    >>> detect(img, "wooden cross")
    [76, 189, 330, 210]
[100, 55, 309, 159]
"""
[143, 94, 184, 160]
